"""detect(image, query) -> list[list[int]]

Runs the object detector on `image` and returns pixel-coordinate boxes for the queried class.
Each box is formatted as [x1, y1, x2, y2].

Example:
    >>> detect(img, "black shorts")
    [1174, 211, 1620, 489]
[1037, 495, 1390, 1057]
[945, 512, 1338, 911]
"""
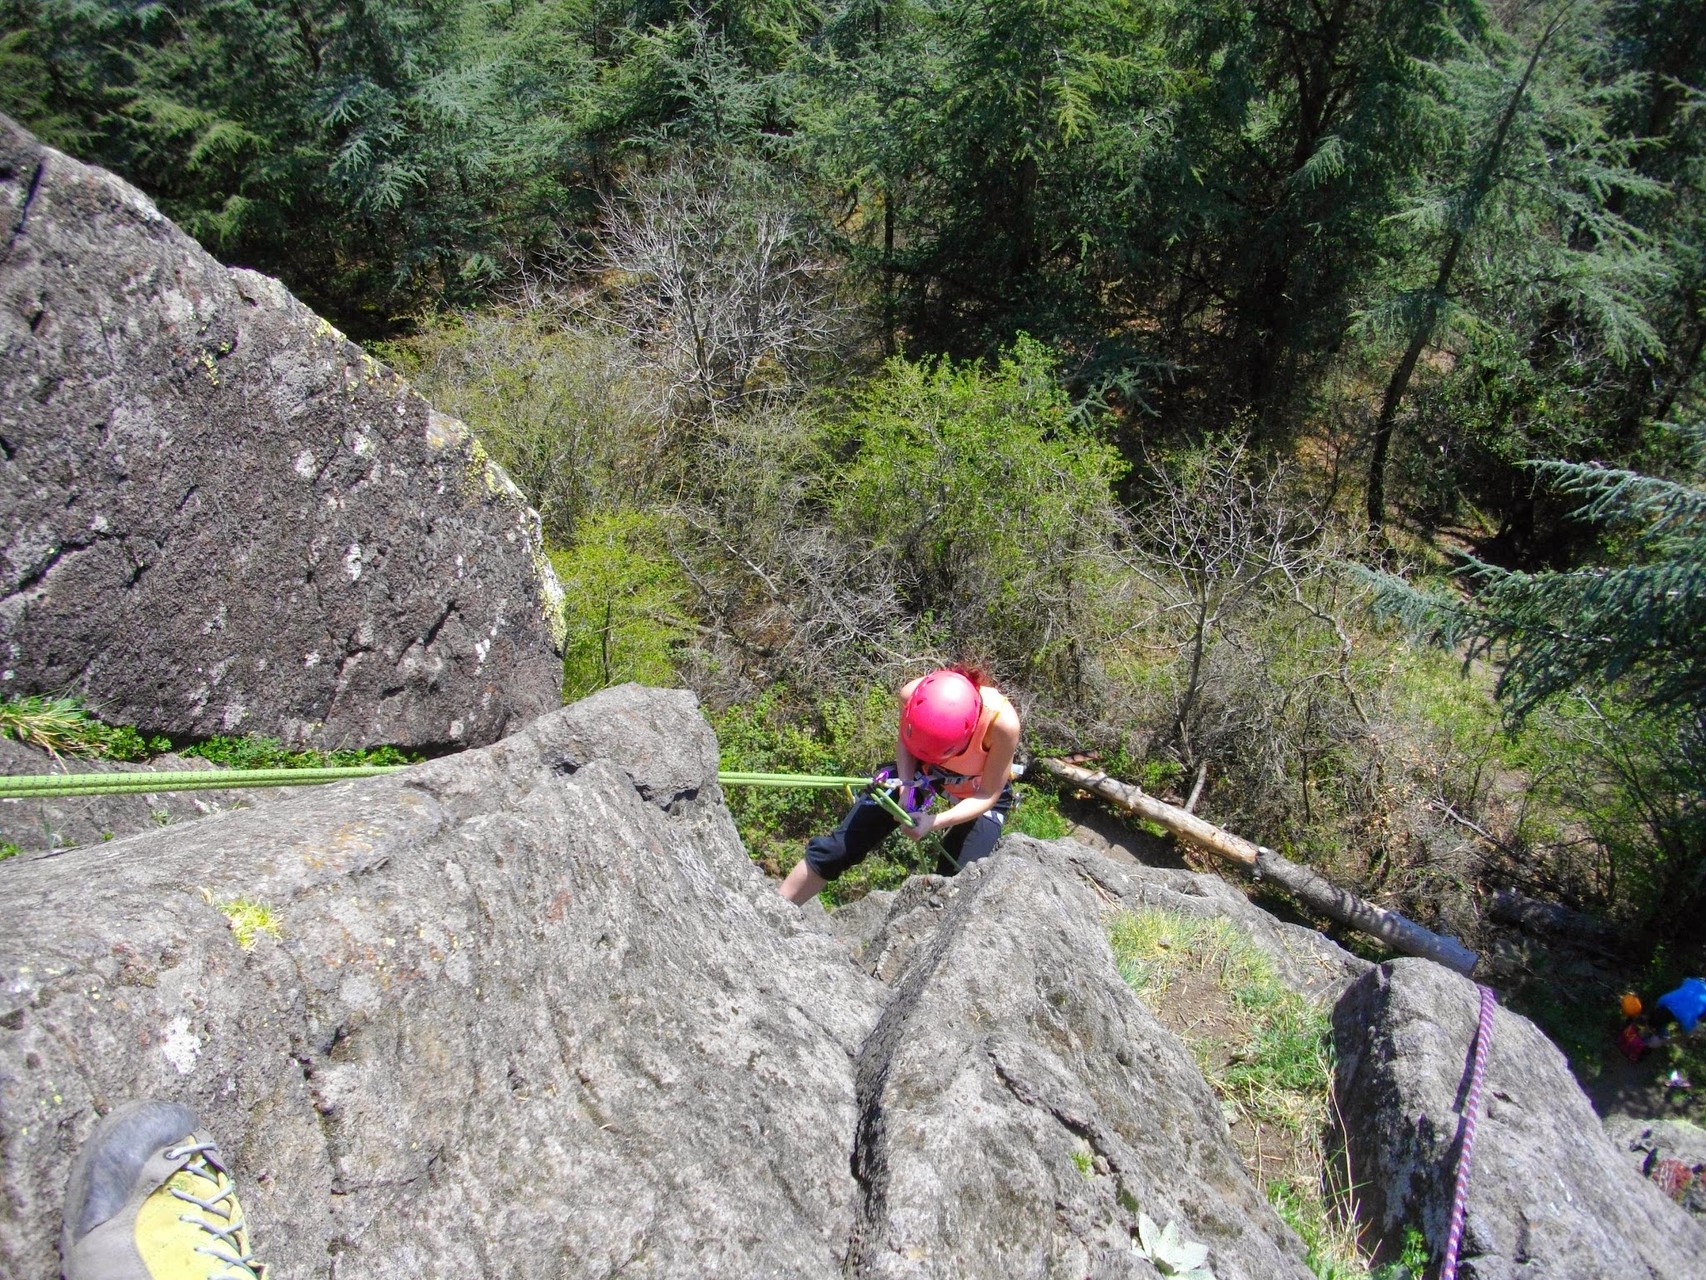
[803, 770, 1016, 881]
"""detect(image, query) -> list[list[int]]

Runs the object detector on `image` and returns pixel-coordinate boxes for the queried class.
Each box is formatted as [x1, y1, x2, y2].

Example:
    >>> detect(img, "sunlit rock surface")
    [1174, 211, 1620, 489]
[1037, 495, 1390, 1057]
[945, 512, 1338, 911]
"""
[0, 113, 562, 751]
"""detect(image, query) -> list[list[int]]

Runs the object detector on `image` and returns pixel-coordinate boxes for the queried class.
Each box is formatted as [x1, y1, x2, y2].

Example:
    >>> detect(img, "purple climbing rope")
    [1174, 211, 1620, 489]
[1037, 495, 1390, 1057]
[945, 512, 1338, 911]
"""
[1440, 984, 1496, 1280]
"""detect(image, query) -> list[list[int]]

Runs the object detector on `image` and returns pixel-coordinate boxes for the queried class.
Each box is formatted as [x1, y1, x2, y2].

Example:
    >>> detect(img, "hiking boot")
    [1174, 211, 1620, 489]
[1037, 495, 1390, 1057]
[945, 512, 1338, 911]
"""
[61, 1100, 264, 1280]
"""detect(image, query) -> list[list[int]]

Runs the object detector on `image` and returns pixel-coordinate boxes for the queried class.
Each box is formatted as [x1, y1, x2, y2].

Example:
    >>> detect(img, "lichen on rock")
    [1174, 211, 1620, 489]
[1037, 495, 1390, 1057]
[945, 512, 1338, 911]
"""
[0, 113, 562, 751]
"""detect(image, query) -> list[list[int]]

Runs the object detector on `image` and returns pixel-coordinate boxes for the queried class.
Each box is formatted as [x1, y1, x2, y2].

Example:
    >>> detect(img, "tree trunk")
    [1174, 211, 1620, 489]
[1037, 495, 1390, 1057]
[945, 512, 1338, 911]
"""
[1031, 758, 1479, 975]
[882, 188, 897, 358]
[1365, 21, 1560, 531]
[1488, 888, 1619, 951]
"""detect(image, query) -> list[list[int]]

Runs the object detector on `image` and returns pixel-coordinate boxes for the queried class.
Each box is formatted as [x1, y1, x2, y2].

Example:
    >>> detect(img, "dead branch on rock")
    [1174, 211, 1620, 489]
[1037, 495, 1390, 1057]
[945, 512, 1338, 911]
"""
[1031, 757, 1479, 975]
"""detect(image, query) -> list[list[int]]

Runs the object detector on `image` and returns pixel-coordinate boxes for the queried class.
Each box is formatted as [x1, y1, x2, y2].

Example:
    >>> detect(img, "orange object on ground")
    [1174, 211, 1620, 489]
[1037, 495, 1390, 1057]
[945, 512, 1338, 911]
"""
[1622, 992, 1644, 1018]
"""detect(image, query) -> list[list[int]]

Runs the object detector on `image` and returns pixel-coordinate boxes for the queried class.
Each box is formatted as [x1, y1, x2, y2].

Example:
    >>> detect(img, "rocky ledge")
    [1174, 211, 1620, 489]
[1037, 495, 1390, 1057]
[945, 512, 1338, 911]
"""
[2, 686, 1700, 1277]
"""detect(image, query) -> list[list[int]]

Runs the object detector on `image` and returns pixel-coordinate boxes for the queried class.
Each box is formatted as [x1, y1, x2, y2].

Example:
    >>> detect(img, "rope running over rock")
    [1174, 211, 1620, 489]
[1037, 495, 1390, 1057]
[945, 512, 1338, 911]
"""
[0, 767, 879, 799]
[1441, 984, 1496, 1280]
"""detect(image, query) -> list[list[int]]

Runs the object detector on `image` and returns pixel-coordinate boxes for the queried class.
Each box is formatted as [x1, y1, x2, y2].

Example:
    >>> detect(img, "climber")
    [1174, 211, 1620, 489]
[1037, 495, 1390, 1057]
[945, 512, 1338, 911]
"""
[60, 1099, 265, 1280]
[1643, 976, 1706, 1048]
[777, 666, 1020, 905]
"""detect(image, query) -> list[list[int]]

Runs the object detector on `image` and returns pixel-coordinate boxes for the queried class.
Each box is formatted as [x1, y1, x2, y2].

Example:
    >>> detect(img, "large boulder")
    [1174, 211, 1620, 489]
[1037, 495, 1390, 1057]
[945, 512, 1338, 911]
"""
[0, 114, 563, 751]
[838, 850, 1314, 1280]
[0, 685, 880, 1278]
[1333, 959, 1706, 1278]
[1, 685, 1313, 1279]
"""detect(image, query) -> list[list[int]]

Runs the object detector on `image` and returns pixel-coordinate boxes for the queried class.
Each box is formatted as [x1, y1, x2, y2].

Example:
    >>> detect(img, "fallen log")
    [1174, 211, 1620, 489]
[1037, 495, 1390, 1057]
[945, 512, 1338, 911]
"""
[1030, 757, 1479, 976]
[1488, 888, 1620, 952]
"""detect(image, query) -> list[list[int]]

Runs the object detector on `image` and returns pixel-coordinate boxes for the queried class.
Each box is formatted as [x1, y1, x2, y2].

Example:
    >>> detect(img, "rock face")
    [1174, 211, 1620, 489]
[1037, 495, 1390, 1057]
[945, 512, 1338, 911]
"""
[1334, 959, 1706, 1279]
[836, 850, 1313, 1280]
[0, 114, 563, 751]
[1605, 1116, 1706, 1218]
[1, 685, 1312, 1279]
[0, 686, 878, 1278]
[0, 737, 284, 854]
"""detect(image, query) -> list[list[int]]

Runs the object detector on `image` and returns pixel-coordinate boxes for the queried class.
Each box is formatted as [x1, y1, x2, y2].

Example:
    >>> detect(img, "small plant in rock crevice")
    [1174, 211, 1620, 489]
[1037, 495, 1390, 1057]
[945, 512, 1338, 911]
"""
[1134, 1213, 1215, 1279]
[1109, 907, 1374, 1279]
[210, 896, 282, 950]
[0, 696, 170, 760]
[183, 735, 418, 770]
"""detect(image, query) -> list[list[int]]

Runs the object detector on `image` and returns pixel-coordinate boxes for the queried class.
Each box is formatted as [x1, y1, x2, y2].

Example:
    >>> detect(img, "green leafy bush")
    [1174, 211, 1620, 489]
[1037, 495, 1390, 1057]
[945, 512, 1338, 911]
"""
[1006, 787, 1072, 840]
[709, 684, 896, 874]
[554, 511, 694, 703]
[829, 338, 1126, 703]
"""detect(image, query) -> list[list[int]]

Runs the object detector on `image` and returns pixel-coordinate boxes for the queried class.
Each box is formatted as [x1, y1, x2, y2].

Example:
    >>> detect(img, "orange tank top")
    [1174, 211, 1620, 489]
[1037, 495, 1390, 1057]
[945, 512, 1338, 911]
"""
[930, 687, 1016, 799]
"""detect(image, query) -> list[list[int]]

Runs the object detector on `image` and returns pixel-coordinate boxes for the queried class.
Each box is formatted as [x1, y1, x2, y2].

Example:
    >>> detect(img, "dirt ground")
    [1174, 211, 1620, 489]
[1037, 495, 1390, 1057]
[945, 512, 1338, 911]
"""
[1582, 1037, 1705, 1128]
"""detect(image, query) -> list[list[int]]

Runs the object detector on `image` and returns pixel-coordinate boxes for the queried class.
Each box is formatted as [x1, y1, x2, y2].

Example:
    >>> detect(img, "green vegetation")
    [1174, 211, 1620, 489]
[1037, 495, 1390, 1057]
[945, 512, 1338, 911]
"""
[0, 696, 420, 775]
[1006, 789, 1072, 841]
[182, 737, 418, 771]
[383, 311, 665, 546]
[0, 696, 170, 760]
[1371, 449, 1706, 948]
[1134, 1213, 1214, 1280]
[831, 340, 1126, 695]
[0, 841, 20, 862]
[213, 897, 281, 950]
[1110, 908, 1371, 1279]
[1, 0, 1700, 972]
[553, 512, 694, 702]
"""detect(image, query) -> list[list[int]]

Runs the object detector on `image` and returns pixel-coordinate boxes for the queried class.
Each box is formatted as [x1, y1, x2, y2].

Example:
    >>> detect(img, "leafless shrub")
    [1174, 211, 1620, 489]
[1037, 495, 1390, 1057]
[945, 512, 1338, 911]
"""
[1106, 440, 1413, 867]
[666, 404, 920, 704]
[1118, 439, 1321, 765]
[598, 154, 840, 420]
[390, 306, 669, 545]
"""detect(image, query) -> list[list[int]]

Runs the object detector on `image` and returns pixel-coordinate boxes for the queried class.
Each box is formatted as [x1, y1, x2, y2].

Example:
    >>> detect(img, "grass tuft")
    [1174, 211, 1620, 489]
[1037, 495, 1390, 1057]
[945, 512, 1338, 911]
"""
[0, 696, 171, 761]
[1109, 907, 1379, 1279]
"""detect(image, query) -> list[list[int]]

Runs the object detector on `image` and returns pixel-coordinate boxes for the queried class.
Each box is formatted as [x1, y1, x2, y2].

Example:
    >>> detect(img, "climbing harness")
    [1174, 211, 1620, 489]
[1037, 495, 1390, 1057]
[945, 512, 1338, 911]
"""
[1440, 984, 1496, 1280]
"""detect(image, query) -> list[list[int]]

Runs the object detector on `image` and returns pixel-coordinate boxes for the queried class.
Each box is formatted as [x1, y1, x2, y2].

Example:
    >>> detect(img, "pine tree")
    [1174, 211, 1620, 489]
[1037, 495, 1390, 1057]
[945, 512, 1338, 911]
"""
[1156, 0, 1472, 412]
[1362, 0, 1666, 531]
[1368, 439, 1706, 936]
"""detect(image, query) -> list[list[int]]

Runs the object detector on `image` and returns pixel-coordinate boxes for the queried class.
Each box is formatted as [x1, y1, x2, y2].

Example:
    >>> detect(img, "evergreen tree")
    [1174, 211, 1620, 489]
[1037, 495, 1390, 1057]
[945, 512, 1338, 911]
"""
[797, 0, 1172, 357]
[1153, 0, 1472, 412]
[1, 0, 594, 329]
[1370, 442, 1706, 937]
[1362, 0, 1666, 532]
[1598, 0, 1706, 440]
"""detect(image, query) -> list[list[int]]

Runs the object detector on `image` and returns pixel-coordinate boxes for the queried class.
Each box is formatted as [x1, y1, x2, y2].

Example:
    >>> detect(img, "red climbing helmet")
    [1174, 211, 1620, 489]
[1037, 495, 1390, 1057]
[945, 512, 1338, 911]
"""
[901, 669, 983, 764]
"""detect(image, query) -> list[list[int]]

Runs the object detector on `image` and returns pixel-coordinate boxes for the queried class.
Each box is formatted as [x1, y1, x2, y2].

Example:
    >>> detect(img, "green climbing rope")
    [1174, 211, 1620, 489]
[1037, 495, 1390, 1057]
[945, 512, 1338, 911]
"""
[0, 766, 914, 823]
[715, 772, 872, 788]
[0, 766, 404, 797]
